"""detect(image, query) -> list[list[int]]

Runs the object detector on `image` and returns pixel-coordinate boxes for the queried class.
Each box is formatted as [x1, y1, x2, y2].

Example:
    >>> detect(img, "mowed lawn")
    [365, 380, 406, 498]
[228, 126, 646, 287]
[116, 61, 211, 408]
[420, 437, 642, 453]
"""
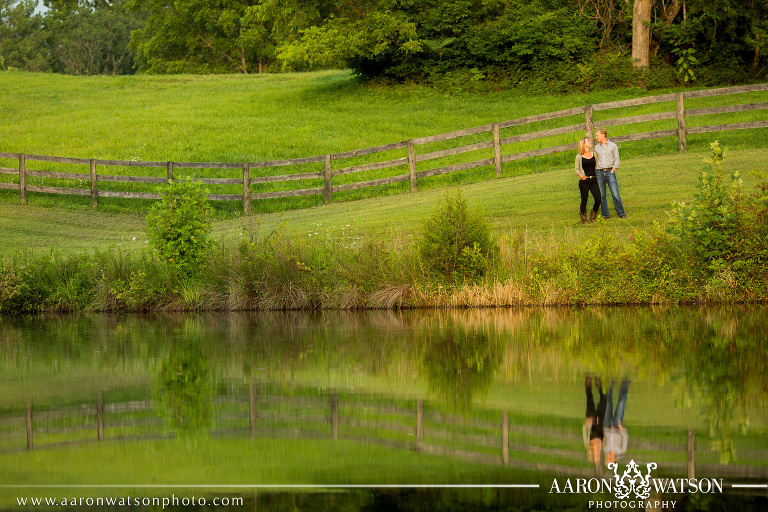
[1, 147, 767, 258]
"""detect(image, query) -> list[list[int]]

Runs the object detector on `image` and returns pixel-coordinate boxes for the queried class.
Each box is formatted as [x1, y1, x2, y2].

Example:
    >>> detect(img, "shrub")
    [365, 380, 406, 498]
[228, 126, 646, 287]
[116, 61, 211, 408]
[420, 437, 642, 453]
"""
[146, 178, 213, 275]
[0, 260, 35, 313]
[667, 141, 742, 273]
[419, 189, 497, 282]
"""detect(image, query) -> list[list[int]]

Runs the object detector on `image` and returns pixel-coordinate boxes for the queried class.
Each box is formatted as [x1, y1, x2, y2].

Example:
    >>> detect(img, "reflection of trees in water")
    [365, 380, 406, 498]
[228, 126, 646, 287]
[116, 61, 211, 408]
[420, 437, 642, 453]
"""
[678, 314, 765, 464]
[420, 321, 500, 414]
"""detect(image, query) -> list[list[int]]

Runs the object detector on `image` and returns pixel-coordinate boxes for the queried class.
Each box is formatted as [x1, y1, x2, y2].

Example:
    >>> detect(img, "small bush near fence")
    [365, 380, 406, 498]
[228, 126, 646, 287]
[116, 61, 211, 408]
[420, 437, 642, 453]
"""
[146, 178, 213, 275]
[419, 190, 497, 283]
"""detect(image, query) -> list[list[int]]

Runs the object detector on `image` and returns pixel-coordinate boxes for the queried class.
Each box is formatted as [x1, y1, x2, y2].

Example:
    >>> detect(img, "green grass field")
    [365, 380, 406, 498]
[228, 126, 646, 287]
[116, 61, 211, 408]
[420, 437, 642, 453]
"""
[1, 69, 767, 221]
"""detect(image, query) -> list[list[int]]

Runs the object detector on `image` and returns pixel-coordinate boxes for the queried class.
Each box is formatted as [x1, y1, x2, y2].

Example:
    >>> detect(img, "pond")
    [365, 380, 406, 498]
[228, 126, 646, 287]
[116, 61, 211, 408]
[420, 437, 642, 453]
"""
[1, 306, 767, 511]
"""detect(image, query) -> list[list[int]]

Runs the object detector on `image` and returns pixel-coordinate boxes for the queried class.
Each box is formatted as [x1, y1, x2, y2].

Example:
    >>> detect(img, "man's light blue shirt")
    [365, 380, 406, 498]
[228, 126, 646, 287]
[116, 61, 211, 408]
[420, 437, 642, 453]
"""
[594, 140, 620, 170]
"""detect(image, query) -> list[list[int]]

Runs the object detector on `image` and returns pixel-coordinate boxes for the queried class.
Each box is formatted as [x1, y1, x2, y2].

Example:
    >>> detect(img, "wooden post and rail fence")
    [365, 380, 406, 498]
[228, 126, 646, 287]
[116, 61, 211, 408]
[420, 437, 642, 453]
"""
[4, 388, 767, 480]
[1, 84, 767, 214]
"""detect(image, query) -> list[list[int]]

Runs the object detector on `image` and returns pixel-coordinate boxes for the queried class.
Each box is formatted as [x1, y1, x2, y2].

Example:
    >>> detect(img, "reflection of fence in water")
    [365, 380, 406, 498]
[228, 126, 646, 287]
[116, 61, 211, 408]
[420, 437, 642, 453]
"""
[1, 387, 767, 480]
[1, 84, 767, 213]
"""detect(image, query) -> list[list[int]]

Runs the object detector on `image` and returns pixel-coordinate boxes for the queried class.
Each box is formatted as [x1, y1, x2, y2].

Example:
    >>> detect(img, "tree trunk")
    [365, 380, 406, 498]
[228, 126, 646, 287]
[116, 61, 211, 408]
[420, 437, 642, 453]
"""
[662, 0, 682, 24]
[651, 0, 681, 56]
[632, 0, 652, 68]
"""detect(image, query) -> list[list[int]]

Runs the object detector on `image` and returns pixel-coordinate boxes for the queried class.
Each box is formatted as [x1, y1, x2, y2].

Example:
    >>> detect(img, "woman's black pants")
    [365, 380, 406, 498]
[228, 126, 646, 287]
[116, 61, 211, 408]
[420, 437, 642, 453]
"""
[579, 178, 601, 214]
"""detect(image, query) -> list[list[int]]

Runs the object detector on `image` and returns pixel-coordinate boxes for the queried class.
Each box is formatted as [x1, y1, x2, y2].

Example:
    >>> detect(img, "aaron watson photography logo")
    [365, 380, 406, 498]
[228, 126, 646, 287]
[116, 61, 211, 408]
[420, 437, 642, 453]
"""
[549, 459, 724, 509]
[607, 459, 656, 500]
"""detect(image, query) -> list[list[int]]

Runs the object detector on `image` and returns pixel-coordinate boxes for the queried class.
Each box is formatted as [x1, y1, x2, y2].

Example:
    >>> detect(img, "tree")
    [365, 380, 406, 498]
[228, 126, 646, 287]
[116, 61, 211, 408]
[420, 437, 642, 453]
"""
[146, 178, 213, 275]
[45, 0, 143, 75]
[276, 0, 595, 81]
[576, 0, 627, 51]
[128, 0, 255, 73]
[632, 0, 652, 67]
[0, 0, 49, 71]
[128, 0, 337, 73]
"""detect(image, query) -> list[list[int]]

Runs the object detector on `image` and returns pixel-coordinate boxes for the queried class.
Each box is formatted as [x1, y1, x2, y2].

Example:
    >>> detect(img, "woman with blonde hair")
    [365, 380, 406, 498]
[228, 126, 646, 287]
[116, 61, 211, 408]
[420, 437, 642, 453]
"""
[583, 376, 606, 472]
[575, 137, 601, 224]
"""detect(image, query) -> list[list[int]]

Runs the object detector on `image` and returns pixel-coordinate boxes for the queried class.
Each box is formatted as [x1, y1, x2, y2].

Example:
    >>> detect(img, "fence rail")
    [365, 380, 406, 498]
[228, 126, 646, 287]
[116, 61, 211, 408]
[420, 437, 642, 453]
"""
[1, 83, 767, 213]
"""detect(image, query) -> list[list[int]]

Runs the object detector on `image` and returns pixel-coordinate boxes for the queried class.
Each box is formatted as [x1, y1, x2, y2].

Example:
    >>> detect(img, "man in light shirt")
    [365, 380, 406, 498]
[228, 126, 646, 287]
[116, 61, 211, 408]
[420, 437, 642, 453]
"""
[594, 128, 627, 219]
[604, 379, 630, 467]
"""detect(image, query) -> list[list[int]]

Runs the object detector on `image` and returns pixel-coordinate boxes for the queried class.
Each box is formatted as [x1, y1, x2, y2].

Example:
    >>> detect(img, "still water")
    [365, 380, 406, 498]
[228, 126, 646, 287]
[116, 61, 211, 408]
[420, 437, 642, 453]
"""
[1, 306, 767, 511]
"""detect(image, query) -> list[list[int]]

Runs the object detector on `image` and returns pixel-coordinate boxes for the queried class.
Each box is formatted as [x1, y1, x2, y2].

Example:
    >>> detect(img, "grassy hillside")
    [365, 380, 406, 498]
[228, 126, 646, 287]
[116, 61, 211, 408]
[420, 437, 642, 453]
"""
[1, 69, 767, 218]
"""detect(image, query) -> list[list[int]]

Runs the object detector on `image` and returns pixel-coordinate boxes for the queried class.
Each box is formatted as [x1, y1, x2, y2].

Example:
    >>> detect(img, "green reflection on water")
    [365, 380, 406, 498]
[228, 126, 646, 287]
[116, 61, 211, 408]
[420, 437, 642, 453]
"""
[157, 336, 213, 438]
[421, 320, 500, 415]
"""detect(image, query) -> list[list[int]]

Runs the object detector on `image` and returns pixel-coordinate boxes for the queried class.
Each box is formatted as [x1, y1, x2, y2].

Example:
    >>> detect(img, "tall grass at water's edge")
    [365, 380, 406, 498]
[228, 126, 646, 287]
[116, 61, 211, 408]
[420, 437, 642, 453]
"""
[1, 206, 766, 312]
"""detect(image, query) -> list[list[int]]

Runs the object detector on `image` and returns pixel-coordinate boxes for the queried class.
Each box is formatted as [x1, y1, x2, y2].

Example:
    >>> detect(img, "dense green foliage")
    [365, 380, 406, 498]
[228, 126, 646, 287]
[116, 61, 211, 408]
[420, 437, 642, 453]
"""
[273, 0, 768, 89]
[0, 0, 142, 74]
[1, 0, 767, 89]
[280, 0, 595, 85]
[145, 178, 213, 274]
[668, 142, 742, 268]
[157, 340, 213, 436]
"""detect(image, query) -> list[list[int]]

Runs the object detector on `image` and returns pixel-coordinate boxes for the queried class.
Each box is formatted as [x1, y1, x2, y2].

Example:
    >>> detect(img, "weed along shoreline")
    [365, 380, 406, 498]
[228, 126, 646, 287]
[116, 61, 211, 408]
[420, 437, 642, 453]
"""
[2, 142, 768, 314]
[1, 226, 767, 314]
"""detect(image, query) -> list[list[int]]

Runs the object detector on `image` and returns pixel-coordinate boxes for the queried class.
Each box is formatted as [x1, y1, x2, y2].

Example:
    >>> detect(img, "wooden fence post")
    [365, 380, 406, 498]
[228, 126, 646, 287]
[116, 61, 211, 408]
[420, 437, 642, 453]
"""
[407, 140, 417, 192]
[90, 159, 98, 210]
[243, 165, 251, 215]
[19, 154, 26, 203]
[249, 380, 257, 439]
[416, 399, 423, 450]
[97, 392, 104, 441]
[502, 411, 509, 464]
[324, 154, 332, 203]
[166, 161, 174, 182]
[687, 429, 695, 479]
[330, 392, 339, 440]
[493, 123, 502, 178]
[677, 92, 687, 152]
[585, 105, 594, 141]
[26, 402, 33, 450]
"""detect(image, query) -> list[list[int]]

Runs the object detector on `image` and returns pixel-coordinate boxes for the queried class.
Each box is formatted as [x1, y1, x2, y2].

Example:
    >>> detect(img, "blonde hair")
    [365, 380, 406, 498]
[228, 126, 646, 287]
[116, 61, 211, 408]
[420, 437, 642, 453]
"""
[578, 137, 590, 155]
[596, 128, 608, 138]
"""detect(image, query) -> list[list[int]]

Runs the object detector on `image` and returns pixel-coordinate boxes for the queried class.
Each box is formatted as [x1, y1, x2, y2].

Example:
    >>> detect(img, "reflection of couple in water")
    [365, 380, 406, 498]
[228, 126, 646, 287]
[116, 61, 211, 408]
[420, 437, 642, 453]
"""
[583, 376, 630, 469]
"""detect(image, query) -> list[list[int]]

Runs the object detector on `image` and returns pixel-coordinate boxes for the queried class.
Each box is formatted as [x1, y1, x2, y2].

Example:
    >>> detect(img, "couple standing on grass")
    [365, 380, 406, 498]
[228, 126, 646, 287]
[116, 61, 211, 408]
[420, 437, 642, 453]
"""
[583, 376, 631, 471]
[574, 128, 627, 224]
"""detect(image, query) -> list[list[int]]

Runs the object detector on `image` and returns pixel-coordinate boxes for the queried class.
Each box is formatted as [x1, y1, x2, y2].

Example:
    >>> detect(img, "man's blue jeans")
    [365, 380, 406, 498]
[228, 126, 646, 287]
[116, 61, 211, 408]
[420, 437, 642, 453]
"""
[604, 380, 630, 428]
[596, 170, 626, 218]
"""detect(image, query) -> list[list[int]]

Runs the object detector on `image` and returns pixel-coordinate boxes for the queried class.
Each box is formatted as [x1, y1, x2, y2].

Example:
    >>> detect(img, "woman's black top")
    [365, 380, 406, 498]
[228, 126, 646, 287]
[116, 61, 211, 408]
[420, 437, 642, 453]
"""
[581, 155, 596, 177]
